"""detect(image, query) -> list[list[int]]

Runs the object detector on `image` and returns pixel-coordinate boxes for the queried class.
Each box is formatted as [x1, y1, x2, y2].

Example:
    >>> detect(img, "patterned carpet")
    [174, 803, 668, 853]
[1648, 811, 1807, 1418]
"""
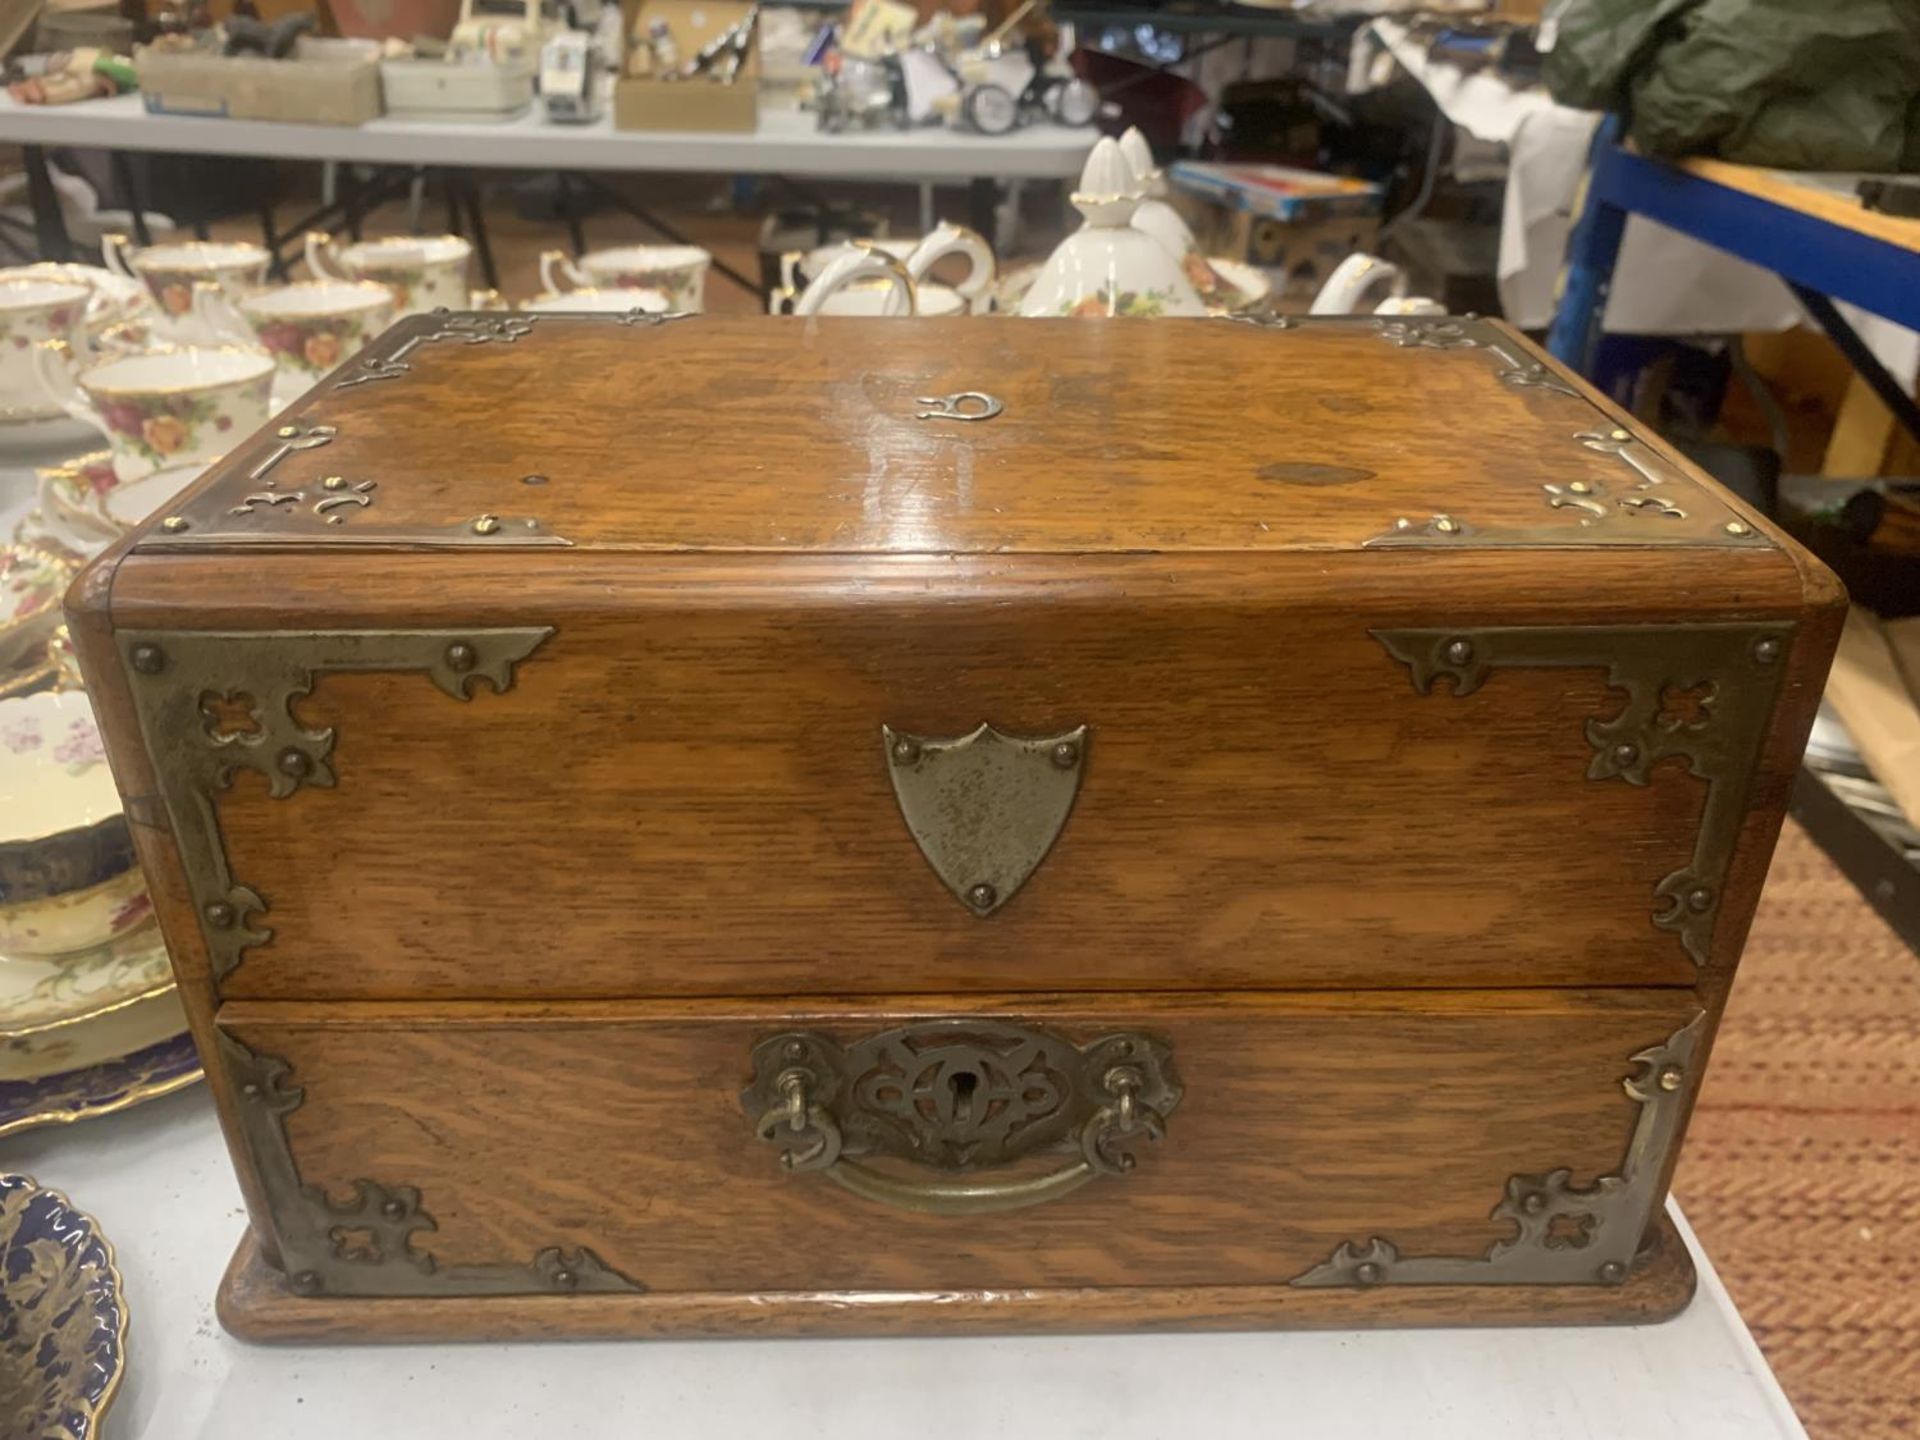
[1679, 823, 1920, 1438]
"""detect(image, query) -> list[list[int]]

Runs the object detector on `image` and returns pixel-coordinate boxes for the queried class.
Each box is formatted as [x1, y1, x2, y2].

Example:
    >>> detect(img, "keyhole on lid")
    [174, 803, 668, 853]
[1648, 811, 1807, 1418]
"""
[949, 1070, 978, 1123]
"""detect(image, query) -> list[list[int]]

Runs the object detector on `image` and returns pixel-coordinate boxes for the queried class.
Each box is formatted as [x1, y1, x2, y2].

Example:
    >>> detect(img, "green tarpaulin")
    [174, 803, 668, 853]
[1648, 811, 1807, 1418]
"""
[1545, 0, 1920, 172]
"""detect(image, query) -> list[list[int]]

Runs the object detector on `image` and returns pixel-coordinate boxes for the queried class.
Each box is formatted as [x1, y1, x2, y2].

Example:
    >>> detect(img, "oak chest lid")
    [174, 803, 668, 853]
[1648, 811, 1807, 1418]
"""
[135, 313, 1771, 555]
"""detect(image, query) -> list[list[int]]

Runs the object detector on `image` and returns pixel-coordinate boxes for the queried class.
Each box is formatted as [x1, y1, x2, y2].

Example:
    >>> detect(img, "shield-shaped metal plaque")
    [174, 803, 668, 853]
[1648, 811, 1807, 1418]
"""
[881, 722, 1088, 916]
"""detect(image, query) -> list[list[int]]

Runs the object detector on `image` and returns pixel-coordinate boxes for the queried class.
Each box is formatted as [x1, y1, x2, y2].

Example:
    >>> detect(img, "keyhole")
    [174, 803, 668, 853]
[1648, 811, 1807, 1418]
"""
[949, 1070, 979, 1124]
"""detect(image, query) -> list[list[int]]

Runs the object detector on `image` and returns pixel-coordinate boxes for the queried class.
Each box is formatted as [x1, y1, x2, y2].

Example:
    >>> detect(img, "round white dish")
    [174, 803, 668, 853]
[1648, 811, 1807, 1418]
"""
[0, 689, 146, 960]
[0, 923, 180, 1082]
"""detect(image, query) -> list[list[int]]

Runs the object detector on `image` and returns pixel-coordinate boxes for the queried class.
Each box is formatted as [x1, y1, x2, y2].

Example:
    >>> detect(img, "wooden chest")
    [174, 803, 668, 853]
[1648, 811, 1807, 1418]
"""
[69, 313, 1841, 1341]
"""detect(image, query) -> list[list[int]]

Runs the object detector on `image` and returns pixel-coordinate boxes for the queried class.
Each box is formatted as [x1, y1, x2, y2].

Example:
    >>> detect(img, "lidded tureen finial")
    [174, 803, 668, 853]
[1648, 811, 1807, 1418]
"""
[1118, 127, 1166, 197]
[1071, 136, 1143, 228]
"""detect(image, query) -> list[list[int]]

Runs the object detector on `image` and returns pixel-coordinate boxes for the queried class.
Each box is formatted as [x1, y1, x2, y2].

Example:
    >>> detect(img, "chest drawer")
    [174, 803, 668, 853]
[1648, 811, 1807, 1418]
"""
[210, 987, 1702, 1338]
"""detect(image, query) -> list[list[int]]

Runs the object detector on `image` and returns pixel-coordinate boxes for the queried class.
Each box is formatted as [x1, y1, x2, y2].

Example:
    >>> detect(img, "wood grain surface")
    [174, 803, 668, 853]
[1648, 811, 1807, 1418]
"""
[93, 546, 1835, 1002]
[135, 316, 1772, 554]
[219, 989, 1700, 1296]
[216, 1213, 1698, 1343]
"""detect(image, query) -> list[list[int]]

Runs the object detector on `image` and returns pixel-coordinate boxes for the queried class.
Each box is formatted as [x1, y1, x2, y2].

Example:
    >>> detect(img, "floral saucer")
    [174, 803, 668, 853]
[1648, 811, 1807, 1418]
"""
[0, 544, 73, 674]
[1, 922, 182, 1082]
[35, 452, 121, 547]
[0, 689, 149, 960]
[0, 1173, 127, 1440]
[104, 458, 213, 531]
[36, 449, 211, 538]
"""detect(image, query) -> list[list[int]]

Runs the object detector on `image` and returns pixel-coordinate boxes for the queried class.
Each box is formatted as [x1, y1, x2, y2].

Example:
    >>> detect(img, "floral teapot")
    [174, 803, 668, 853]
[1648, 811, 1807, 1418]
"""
[1017, 137, 1205, 318]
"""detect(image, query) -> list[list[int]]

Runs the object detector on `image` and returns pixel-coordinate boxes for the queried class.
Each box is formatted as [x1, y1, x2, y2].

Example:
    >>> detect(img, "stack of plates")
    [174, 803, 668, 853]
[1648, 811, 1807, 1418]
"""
[0, 621, 199, 1140]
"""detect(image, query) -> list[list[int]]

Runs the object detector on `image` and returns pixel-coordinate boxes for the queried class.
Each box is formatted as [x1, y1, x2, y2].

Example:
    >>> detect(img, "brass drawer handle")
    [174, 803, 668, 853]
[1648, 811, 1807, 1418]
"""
[741, 1021, 1182, 1217]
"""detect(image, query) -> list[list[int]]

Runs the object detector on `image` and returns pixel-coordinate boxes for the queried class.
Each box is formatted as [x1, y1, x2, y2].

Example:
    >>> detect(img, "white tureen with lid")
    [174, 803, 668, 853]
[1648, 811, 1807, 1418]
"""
[1017, 137, 1206, 318]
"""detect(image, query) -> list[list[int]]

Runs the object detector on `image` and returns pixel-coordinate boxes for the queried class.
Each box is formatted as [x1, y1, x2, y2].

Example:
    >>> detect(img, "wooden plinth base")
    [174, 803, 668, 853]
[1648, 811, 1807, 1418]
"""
[216, 1218, 1697, 1344]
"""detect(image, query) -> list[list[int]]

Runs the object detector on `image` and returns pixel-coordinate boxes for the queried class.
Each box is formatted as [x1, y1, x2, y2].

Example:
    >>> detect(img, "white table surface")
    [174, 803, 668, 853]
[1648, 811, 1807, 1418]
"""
[0, 93, 1093, 181]
[0, 1086, 1807, 1440]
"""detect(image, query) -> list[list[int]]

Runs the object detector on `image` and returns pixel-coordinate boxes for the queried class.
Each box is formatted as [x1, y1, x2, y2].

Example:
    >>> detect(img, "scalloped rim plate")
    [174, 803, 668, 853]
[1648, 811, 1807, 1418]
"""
[0, 1172, 128, 1440]
[0, 1030, 201, 1140]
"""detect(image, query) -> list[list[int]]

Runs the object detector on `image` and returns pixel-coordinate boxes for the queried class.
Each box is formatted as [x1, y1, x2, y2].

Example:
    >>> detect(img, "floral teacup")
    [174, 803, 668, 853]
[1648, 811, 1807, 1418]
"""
[101, 235, 270, 338]
[540, 245, 711, 313]
[0, 279, 90, 420]
[0, 688, 148, 960]
[0, 544, 74, 674]
[195, 279, 395, 399]
[0, 263, 150, 340]
[518, 287, 671, 315]
[36, 344, 274, 481]
[307, 231, 472, 317]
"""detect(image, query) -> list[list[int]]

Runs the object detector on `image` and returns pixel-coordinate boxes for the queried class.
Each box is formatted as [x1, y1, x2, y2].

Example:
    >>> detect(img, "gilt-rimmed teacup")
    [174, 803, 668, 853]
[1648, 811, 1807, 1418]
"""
[101, 235, 270, 331]
[0, 279, 90, 420]
[36, 344, 273, 481]
[0, 263, 150, 339]
[307, 231, 472, 317]
[518, 286, 671, 315]
[541, 244, 711, 313]
[793, 246, 918, 317]
[803, 223, 995, 314]
[196, 279, 395, 392]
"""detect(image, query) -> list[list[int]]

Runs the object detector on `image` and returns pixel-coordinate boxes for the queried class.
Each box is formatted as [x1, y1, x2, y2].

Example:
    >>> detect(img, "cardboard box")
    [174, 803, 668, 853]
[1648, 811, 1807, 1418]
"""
[1169, 160, 1383, 224]
[1195, 208, 1382, 300]
[135, 36, 382, 125]
[614, 0, 756, 133]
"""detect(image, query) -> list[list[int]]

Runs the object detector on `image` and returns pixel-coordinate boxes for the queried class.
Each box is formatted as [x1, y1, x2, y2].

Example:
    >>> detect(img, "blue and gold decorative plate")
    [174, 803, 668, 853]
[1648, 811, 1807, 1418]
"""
[0, 1174, 127, 1440]
[0, 1031, 202, 1140]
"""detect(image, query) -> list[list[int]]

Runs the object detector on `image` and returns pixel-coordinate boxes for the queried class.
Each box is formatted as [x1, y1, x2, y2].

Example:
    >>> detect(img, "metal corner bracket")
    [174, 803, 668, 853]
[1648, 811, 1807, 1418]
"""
[1218, 314, 1766, 548]
[219, 1031, 643, 1298]
[1372, 622, 1792, 968]
[121, 627, 552, 990]
[1292, 1011, 1705, 1288]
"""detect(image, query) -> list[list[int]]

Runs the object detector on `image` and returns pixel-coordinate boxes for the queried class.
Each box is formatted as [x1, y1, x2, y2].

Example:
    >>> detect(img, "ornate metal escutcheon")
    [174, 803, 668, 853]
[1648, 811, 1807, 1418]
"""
[882, 722, 1087, 915]
[742, 1020, 1181, 1216]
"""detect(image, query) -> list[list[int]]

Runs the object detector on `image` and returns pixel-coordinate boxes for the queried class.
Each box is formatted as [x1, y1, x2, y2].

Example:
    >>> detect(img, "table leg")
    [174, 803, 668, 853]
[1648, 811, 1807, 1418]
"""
[261, 202, 284, 279]
[0, 214, 36, 263]
[1545, 114, 1628, 374]
[966, 177, 997, 244]
[22, 146, 73, 263]
[343, 166, 364, 241]
[1790, 283, 1920, 446]
[109, 151, 153, 247]
[558, 173, 588, 256]
[458, 175, 499, 291]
